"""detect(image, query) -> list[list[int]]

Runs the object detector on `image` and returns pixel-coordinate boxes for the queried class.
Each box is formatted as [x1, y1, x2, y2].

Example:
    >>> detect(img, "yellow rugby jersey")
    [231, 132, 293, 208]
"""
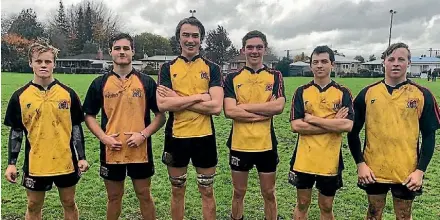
[83, 69, 159, 164]
[352, 80, 440, 183]
[158, 55, 222, 138]
[290, 81, 354, 176]
[3, 80, 84, 176]
[224, 66, 285, 152]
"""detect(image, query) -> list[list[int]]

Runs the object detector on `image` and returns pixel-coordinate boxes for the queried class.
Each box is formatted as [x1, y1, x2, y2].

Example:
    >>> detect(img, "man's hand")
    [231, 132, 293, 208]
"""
[304, 113, 315, 123]
[335, 107, 349, 119]
[4, 165, 18, 183]
[200, 93, 211, 102]
[101, 133, 122, 151]
[78, 160, 89, 172]
[357, 162, 376, 184]
[403, 170, 424, 191]
[124, 132, 146, 147]
[157, 85, 179, 97]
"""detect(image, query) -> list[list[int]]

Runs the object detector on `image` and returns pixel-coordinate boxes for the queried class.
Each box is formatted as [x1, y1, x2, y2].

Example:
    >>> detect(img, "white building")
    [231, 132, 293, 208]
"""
[333, 55, 361, 73]
[409, 57, 440, 74]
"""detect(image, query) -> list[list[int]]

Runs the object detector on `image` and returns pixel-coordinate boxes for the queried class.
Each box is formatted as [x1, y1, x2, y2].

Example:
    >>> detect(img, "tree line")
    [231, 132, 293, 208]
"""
[1, 0, 240, 72]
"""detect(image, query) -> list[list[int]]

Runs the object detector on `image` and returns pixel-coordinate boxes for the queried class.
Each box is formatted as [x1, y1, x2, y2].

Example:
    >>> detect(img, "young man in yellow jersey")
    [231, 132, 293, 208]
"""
[224, 30, 286, 220]
[348, 42, 440, 220]
[290, 45, 354, 220]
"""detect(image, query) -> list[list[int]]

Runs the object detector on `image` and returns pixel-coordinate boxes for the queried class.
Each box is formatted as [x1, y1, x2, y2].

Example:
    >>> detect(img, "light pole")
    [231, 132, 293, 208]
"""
[190, 9, 196, 17]
[388, 9, 397, 47]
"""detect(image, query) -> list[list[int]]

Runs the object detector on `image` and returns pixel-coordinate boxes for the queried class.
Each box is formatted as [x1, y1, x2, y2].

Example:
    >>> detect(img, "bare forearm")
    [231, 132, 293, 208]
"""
[142, 113, 166, 137]
[307, 117, 353, 132]
[242, 100, 285, 116]
[158, 95, 200, 112]
[225, 107, 269, 122]
[85, 115, 106, 141]
[291, 120, 329, 135]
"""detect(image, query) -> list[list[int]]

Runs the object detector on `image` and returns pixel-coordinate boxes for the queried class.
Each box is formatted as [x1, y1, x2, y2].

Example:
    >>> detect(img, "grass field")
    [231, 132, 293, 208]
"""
[1, 73, 440, 220]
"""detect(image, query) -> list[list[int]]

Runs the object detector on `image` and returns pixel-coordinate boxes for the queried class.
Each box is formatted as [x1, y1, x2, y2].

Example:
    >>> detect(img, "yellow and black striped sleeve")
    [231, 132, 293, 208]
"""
[208, 62, 223, 87]
[417, 87, 440, 171]
[83, 76, 104, 116]
[341, 87, 355, 121]
[158, 63, 172, 89]
[290, 87, 305, 121]
[224, 72, 237, 99]
[139, 73, 160, 113]
[347, 87, 368, 164]
[273, 71, 285, 98]
[4, 90, 24, 130]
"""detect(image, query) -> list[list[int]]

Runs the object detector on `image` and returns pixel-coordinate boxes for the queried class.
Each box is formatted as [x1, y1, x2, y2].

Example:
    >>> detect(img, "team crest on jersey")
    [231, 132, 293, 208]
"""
[265, 84, 273, 91]
[333, 100, 342, 111]
[58, 100, 70, 109]
[200, 71, 209, 80]
[407, 99, 418, 108]
[132, 88, 142, 98]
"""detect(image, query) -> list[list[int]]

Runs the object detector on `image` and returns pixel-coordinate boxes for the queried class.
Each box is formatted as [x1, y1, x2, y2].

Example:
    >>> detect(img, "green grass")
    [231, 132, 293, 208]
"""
[1, 73, 440, 220]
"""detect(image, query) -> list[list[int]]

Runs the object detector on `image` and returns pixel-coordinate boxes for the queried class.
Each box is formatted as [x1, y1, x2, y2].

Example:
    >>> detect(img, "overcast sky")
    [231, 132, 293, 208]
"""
[2, 0, 439, 58]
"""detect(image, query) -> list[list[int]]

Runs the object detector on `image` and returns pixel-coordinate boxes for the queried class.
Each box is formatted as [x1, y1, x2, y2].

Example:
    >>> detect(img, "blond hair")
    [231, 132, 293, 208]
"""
[28, 42, 59, 62]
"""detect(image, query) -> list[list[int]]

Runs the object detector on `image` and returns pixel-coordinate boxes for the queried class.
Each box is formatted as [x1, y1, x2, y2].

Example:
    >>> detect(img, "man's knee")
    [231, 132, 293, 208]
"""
[261, 187, 276, 202]
[368, 203, 385, 217]
[27, 199, 44, 213]
[318, 200, 333, 214]
[170, 174, 187, 188]
[107, 190, 123, 204]
[60, 196, 76, 210]
[233, 187, 247, 200]
[197, 173, 215, 198]
[296, 195, 311, 211]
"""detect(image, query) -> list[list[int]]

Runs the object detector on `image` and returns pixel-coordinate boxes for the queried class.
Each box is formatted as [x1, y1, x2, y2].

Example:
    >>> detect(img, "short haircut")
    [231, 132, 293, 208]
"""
[28, 42, 59, 62]
[175, 16, 205, 42]
[109, 33, 134, 50]
[381, 42, 411, 60]
[309, 45, 335, 64]
[241, 30, 268, 48]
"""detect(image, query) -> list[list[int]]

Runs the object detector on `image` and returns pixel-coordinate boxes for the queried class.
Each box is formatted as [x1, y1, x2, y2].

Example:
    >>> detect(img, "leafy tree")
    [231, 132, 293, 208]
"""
[354, 55, 365, 63]
[205, 25, 238, 65]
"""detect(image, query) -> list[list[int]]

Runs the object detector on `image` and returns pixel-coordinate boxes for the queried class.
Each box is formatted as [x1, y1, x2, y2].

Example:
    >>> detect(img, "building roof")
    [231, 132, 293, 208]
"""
[139, 55, 178, 61]
[362, 59, 382, 65]
[228, 54, 279, 63]
[410, 56, 440, 63]
[59, 53, 112, 60]
[290, 61, 309, 66]
[334, 55, 361, 64]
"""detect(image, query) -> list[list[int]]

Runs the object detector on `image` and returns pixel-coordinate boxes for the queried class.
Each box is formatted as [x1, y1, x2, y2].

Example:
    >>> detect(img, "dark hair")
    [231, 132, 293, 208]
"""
[241, 30, 268, 48]
[381, 42, 411, 60]
[109, 33, 134, 51]
[175, 16, 205, 42]
[309, 45, 335, 65]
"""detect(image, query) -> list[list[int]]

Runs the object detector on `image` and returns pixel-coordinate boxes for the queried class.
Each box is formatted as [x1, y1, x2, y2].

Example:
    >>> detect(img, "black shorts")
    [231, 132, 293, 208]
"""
[229, 149, 279, 173]
[358, 182, 422, 200]
[22, 171, 81, 191]
[100, 162, 154, 181]
[162, 135, 217, 168]
[288, 170, 343, 197]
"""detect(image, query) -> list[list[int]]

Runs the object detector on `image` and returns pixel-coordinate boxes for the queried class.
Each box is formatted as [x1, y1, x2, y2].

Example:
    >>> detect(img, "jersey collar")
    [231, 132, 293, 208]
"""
[243, 65, 268, 74]
[179, 54, 201, 62]
[311, 80, 335, 92]
[30, 79, 58, 91]
[111, 68, 136, 78]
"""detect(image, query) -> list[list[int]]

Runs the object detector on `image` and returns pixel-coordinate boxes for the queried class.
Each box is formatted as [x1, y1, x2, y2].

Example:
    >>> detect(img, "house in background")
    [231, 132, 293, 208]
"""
[289, 61, 310, 76]
[138, 54, 178, 70]
[224, 54, 279, 73]
[333, 55, 361, 74]
[362, 59, 383, 72]
[409, 56, 440, 74]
